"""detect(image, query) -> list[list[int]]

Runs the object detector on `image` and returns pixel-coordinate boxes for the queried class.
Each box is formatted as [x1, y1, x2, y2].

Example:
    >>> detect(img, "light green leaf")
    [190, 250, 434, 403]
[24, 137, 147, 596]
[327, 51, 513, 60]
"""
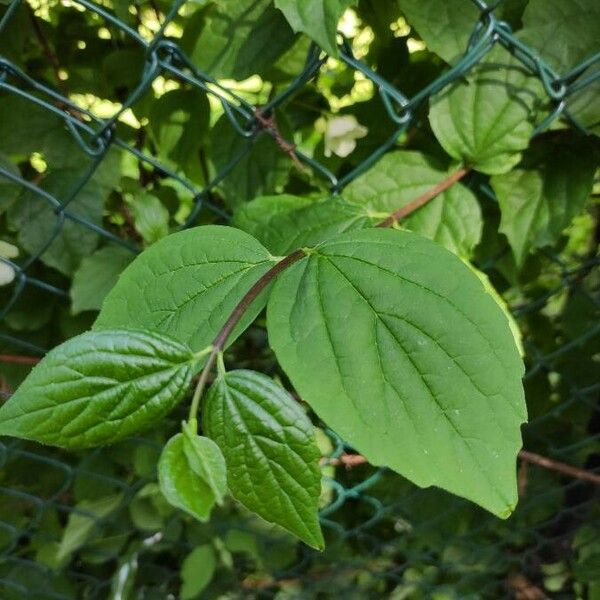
[275, 0, 356, 57]
[130, 193, 170, 245]
[70, 245, 135, 314]
[210, 114, 291, 208]
[158, 434, 217, 522]
[180, 545, 217, 600]
[94, 226, 276, 352]
[267, 228, 526, 518]
[182, 419, 228, 506]
[0, 329, 194, 448]
[344, 151, 482, 257]
[184, 0, 296, 79]
[491, 138, 597, 265]
[57, 493, 123, 563]
[429, 47, 545, 175]
[233, 194, 374, 255]
[203, 370, 324, 549]
[8, 169, 106, 275]
[398, 0, 478, 63]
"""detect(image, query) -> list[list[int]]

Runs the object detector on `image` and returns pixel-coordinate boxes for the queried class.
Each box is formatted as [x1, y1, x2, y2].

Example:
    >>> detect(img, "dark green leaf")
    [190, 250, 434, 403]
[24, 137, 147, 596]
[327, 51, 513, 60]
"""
[0, 329, 194, 448]
[70, 245, 135, 314]
[204, 370, 324, 549]
[267, 228, 526, 517]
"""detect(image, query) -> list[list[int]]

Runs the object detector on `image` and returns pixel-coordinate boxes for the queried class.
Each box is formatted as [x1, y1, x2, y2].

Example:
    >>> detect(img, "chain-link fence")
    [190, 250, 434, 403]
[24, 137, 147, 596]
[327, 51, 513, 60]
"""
[0, 0, 599, 597]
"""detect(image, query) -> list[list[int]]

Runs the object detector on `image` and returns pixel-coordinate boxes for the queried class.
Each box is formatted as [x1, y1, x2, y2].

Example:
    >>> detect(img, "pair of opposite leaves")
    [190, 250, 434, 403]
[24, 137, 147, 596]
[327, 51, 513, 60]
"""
[0, 225, 526, 548]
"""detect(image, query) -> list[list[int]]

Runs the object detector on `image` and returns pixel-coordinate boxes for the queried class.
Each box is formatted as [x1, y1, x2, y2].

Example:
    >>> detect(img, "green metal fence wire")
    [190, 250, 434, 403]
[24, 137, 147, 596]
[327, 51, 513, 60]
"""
[0, 0, 598, 597]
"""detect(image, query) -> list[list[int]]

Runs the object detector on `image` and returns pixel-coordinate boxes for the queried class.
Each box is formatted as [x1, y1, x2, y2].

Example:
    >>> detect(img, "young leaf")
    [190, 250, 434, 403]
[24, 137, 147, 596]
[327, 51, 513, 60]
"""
[233, 194, 374, 255]
[0, 329, 194, 448]
[182, 419, 228, 506]
[180, 545, 217, 600]
[398, 0, 478, 63]
[491, 138, 598, 265]
[343, 151, 482, 257]
[158, 434, 218, 522]
[429, 47, 544, 175]
[267, 228, 526, 518]
[70, 245, 134, 314]
[130, 193, 170, 246]
[203, 370, 324, 550]
[275, 0, 356, 57]
[94, 226, 276, 352]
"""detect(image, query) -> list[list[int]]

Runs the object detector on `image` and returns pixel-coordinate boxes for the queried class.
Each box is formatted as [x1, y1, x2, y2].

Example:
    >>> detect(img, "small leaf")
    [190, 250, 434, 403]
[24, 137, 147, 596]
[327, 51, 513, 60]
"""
[429, 47, 544, 175]
[0, 329, 194, 448]
[343, 151, 483, 257]
[275, 0, 356, 57]
[57, 493, 123, 563]
[158, 434, 217, 522]
[233, 194, 374, 255]
[492, 137, 597, 265]
[203, 370, 324, 549]
[180, 545, 217, 600]
[183, 419, 228, 506]
[94, 226, 276, 352]
[130, 193, 170, 246]
[70, 245, 134, 314]
[267, 228, 526, 518]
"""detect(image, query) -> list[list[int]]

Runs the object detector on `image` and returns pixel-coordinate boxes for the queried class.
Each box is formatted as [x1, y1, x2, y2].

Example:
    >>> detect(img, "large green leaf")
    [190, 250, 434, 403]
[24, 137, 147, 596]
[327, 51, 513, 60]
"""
[274, 0, 356, 57]
[344, 151, 482, 257]
[267, 228, 526, 517]
[398, 0, 478, 63]
[70, 245, 135, 314]
[203, 370, 324, 549]
[0, 329, 194, 448]
[158, 434, 219, 522]
[429, 47, 545, 175]
[210, 114, 292, 208]
[491, 138, 597, 265]
[184, 0, 296, 79]
[94, 226, 276, 352]
[233, 194, 374, 255]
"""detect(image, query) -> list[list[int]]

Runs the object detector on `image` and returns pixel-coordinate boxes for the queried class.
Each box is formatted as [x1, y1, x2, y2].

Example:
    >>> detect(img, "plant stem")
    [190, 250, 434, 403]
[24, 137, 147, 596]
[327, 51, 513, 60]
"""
[187, 249, 306, 421]
[518, 450, 600, 485]
[0, 354, 41, 365]
[377, 165, 470, 228]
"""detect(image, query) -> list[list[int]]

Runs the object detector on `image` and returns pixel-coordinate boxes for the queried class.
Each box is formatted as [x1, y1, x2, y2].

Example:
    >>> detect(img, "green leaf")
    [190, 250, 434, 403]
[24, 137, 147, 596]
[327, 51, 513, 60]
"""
[203, 370, 324, 549]
[429, 47, 544, 175]
[180, 545, 217, 600]
[182, 419, 228, 506]
[233, 194, 374, 255]
[274, 0, 356, 57]
[0, 329, 194, 448]
[267, 228, 526, 518]
[57, 493, 123, 563]
[7, 169, 106, 275]
[210, 114, 292, 208]
[491, 138, 597, 265]
[130, 193, 170, 246]
[184, 0, 296, 79]
[94, 226, 276, 352]
[158, 433, 217, 522]
[343, 151, 483, 257]
[70, 245, 135, 314]
[398, 0, 478, 63]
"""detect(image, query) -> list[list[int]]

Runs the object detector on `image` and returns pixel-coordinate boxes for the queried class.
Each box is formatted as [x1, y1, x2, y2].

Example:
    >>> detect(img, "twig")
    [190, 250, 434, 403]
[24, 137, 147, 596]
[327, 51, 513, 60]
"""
[254, 109, 306, 172]
[0, 354, 41, 365]
[377, 166, 470, 228]
[518, 450, 600, 486]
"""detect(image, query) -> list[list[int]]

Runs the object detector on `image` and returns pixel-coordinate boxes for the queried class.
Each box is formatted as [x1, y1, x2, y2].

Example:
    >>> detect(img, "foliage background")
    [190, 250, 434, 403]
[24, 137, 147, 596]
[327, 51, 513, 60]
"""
[0, 0, 599, 597]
